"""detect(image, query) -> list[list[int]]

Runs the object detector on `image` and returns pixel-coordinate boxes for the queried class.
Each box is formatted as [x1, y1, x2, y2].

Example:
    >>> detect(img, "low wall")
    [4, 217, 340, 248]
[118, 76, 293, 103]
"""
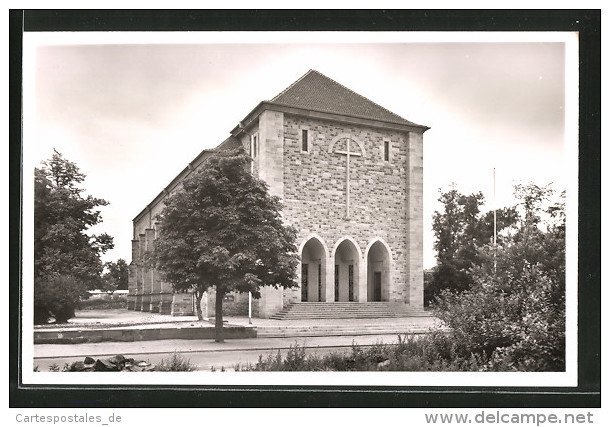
[34, 325, 257, 344]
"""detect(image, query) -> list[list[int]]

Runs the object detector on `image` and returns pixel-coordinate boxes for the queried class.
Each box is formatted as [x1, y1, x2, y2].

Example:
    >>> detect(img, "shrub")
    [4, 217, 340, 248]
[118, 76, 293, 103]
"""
[34, 275, 85, 323]
[154, 353, 197, 372]
[432, 241, 565, 371]
[239, 337, 487, 372]
[426, 182, 565, 371]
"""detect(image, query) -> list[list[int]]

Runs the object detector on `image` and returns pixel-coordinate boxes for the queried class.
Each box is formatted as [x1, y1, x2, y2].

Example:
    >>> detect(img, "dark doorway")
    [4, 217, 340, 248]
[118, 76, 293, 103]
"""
[348, 264, 354, 302]
[367, 240, 390, 302]
[373, 272, 382, 302]
[335, 265, 339, 302]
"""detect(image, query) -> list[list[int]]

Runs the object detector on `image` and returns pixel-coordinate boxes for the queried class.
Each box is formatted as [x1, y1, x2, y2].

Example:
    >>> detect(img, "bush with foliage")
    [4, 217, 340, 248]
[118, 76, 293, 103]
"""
[154, 353, 198, 372]
[100, 259, 129, 294]
[34, 150, 113, 323]
[426, 185, 518, 305]
[34, 275, 84, 324]
[431, 183, 566, 371]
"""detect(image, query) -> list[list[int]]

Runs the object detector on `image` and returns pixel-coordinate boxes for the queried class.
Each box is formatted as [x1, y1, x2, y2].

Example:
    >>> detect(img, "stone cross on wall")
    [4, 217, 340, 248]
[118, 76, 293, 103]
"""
[329, 136, 365, 219]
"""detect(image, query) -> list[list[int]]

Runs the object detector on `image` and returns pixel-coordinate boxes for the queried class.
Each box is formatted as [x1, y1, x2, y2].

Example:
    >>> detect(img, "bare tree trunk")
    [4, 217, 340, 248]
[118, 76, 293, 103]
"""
[215, 290, 224, 343]
[194, 290, 204, 321]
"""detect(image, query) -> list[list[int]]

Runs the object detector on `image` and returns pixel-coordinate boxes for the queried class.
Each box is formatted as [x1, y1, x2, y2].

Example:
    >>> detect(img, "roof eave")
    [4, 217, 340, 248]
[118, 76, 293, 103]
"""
[232, 101, 429, 135]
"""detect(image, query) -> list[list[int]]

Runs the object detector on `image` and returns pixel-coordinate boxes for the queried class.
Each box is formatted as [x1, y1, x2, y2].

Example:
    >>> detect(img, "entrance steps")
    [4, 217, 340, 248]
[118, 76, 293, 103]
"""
[269, 302, 430, 320]
[257, 321, 435, 338]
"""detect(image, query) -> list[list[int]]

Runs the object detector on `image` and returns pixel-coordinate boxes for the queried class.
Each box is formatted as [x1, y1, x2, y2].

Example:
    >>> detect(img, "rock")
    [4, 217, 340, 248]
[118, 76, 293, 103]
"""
[377, 359, 390, 368]
[69, 362, 89, 372]
[94, 359, 120, 372]
[108, 354, 126, 366]
[84, 356, 95, 365]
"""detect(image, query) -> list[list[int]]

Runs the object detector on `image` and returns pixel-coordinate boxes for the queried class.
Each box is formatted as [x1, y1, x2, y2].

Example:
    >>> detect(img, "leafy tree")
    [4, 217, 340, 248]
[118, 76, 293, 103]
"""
[153, 149, 299, 342]
[34, 150, 113, 323]
[426, 186, 517, 304]
[101, 259, 129, 294]
[432, 184, 565, 371]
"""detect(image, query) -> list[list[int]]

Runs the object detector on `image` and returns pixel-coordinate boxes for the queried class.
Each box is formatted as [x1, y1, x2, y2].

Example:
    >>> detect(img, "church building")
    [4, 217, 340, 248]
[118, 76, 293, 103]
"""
[128, 70, 428, 318]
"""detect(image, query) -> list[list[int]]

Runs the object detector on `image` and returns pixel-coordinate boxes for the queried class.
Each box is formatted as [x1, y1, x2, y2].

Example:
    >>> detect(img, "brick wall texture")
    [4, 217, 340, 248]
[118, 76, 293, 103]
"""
[268, 113, 424, 309]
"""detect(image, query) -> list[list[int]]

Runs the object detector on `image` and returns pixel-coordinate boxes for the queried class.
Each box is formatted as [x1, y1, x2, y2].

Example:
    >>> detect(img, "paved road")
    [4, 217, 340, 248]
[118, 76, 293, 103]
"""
[34, 334, 404, 372]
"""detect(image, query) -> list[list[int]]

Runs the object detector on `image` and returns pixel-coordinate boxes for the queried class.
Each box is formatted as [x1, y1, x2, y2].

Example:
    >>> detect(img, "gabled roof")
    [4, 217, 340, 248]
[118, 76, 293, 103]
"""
[269, 70, 421, 127]
[135, 70, 427, 224]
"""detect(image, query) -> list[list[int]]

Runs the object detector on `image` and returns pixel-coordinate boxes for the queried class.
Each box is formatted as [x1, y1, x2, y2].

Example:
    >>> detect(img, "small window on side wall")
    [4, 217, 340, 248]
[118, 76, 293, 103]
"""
[251, 134, 258, 158]
[302, 129, 309, 152]
[383, 140, 390, 162]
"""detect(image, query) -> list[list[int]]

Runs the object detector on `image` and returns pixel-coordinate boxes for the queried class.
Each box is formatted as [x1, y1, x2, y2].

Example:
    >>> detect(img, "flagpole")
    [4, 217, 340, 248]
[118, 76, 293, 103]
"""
[249, 134, 254, 325]
[493, 167, 497, 275]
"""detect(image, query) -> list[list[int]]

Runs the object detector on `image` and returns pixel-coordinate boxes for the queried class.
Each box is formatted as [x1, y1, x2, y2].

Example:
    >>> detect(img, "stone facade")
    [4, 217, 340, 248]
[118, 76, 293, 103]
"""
[127, 228, 175, 314]
[129, 70, 427, 318]
[251, 113, 425, 313]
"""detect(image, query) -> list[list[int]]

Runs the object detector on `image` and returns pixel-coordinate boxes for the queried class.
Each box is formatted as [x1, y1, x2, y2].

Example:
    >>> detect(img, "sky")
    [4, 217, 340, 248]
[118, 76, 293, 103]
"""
[23, 32, 577, 269]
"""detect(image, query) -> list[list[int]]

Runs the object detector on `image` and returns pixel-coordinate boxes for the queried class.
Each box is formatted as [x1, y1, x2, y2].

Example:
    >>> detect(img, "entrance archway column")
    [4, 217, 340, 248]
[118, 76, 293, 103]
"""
[357, 260, 367, 302]
[324, 253, 334, 302]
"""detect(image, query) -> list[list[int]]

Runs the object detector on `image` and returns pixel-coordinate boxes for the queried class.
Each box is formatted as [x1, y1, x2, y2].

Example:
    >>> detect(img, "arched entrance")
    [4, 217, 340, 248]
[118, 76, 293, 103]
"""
[334, 239, 360, 302]
[301, 238, 327, 302]
[367, 240, 391, 301]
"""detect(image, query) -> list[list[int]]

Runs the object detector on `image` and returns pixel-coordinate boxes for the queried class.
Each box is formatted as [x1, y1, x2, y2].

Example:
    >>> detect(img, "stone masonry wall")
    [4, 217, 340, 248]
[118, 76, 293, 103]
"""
[406, 131, 424, 308]
[128, 227, 175, 315]
[253, 110, 285, 317]
[281, 113, 423, 306]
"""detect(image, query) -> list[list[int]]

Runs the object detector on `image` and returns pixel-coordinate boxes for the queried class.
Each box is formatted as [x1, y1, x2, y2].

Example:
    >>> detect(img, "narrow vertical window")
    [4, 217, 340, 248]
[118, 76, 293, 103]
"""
[384, 140, 390, 161]
[302, 129, 308, 152]
[253, 135, 258, 158]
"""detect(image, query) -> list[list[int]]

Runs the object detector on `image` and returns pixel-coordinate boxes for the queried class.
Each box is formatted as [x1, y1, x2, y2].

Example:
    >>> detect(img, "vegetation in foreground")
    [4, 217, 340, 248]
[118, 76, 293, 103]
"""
[234, 336, 486, 372]
[154, 353, 198, 372]
[41, 353, 197, 372]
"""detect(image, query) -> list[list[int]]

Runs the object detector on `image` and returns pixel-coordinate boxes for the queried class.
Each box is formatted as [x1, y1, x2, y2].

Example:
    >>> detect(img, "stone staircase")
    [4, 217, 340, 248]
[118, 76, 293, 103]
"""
[256, 322, 435, 338]
[269, 302, 430, 320]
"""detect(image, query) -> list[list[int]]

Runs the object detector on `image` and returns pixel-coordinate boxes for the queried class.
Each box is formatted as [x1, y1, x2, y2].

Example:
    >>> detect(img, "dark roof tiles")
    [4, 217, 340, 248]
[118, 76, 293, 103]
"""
[214, 135, 242, 152]
[270, 70, 420, 127]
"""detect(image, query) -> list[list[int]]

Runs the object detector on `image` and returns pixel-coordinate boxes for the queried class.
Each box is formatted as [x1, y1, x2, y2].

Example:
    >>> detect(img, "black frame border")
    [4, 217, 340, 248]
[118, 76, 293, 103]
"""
[9, 9, 601, 408]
